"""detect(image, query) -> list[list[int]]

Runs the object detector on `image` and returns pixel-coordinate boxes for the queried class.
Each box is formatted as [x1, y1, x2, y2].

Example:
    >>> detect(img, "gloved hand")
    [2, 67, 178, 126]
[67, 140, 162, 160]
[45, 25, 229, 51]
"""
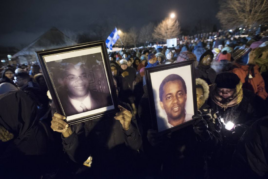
[193, 115, 211, 141]
[147, 129, 171, 147]
[0, 125, 14, 142]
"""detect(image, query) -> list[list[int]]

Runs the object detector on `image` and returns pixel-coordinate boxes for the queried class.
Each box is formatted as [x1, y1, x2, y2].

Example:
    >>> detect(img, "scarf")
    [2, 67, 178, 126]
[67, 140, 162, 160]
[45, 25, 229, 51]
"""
[211, 82, 243, 111]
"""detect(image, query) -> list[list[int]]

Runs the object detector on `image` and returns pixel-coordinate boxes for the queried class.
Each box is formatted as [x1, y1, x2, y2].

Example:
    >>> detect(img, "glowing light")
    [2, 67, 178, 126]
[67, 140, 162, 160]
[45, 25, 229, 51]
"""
[239, 28, 242, 30]
[225, 121, 235, 131]
[1, 60, 6, 62]
[170, 13, 176, 19]
[229, 29, 233, 32]
[118, 30, 122, 34]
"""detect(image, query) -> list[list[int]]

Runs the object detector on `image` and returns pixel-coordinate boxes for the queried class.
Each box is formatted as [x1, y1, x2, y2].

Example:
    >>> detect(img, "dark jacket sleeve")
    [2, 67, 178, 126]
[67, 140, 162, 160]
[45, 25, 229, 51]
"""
[123, 119, 142, 151]
[232, 117, 268, 178]
[61, 125, 90, 163]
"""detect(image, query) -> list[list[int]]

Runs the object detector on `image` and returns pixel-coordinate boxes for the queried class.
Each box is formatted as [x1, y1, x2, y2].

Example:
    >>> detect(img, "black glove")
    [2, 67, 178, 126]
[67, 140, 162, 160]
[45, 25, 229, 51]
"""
[147, 129, 171, 147]
[193, 115, 211, 141]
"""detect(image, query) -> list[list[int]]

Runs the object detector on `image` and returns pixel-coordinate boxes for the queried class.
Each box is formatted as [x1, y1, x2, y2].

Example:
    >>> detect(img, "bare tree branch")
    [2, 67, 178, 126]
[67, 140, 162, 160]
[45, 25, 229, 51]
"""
[153, 17, 180, 41]
[128, 27, 138, 47]
[217, 0, 268, 29]
[138, 23, 154, 44]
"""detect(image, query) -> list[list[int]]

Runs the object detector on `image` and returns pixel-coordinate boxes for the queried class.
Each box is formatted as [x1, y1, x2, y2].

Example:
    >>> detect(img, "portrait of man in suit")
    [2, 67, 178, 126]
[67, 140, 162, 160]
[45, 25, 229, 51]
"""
[54, 59, 113, 116]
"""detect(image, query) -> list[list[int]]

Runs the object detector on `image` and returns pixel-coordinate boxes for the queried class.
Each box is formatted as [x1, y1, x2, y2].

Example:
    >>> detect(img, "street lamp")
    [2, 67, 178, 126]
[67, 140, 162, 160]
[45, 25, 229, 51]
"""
[170, 12, 175, 19]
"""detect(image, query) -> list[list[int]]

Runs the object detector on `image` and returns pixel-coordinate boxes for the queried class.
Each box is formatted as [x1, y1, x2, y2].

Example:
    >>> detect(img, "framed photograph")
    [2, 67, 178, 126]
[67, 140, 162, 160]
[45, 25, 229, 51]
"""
[37, 41, 118, 125]
[145, 61, 197, 133]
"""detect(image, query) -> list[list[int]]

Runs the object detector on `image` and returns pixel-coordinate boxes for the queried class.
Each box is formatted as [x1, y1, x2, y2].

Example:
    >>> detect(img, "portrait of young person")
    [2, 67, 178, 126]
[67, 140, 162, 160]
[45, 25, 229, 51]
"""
[40, 44, 116, 123]
[145, 62, 197, 132]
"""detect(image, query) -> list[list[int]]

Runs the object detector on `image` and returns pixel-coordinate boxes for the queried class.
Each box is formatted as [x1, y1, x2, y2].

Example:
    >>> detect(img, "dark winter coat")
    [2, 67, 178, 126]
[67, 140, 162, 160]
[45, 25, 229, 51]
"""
[137, 91, 220, 178]
[0, 91, 50, 178]
[193, 42, 207, 61]
[62, 114, 142, 178]
[118, 67, 136, 104]
[231, 116, 268, 178]
[207, 90, 268, 179]
[195, 66, 217, 85]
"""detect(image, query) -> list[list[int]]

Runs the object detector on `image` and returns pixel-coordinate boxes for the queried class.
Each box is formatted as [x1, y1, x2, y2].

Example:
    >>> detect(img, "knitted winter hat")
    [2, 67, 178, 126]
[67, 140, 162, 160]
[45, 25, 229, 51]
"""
[148, 54, 155, 60]
[119, 59, 127, 65]
[176, 51, 197, 63]
[140, 55, 147, 61]
[215, 73, 240, 89]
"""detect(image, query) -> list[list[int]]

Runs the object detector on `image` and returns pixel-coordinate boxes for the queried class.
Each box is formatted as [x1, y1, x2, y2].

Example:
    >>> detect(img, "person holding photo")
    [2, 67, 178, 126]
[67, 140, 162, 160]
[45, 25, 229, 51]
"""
[50, 105, 142, 178]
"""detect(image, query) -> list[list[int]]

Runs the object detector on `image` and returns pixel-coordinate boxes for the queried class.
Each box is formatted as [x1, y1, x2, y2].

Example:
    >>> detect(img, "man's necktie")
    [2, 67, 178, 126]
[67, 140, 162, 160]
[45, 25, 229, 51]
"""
[80, 103, 88, 112]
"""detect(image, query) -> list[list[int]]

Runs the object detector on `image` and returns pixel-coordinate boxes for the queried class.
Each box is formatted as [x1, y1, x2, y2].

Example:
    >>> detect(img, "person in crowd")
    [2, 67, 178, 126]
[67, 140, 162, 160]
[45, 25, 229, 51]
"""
[50, 105, 142, 178]
[0, 68, 16, 86]
[110, 62, 123, 99]
[196, 78, 210, 110]
[231, 116, 268, 178]
[126, 57, 133, 67]
[164, 49, 174, 64]
[249, 46, 268, 95]
[138, 77, 220, 179]
[193, 41, 207, 62]
[146, 54, 159, 68]
[215, 50, 232, 62]
[155, 47, 166, 65]
[212, 48, 221, 60]
[14, 71, 39, 91]
[207, 72, 267, 178]
[118, 59, 136, 105]
[179, 45, 189, 54]
[0, 82, 18, 95]
[110, 62, 119, 77]
[29, 64, 41, 76]
[132, 57, 141, 71]
[33, 73, 48, 93]
[221, 45, 233, 54]
[173, 45, 181, 59]
[195, 50, 217, 85]
[143, 49, 149, 57]
[175, 51, 198, 67]
[15, 71, 50, 117]
[123, 53, 128, 59]
[210, 72, 267, 126]
[232, 60, 268, 101]
[132, 67, 145, 109]
[0, 90, 53, 178]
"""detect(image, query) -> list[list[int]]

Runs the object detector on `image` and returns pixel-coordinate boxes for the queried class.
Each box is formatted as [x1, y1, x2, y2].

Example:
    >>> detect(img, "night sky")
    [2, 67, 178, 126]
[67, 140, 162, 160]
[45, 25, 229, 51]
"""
[0, 0, 219, 48]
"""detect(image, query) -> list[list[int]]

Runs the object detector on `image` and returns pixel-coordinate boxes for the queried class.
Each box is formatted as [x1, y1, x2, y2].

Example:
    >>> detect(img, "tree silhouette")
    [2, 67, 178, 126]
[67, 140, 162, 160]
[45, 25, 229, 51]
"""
[153, 17, 180, 41]
[217, 0, 268, 29]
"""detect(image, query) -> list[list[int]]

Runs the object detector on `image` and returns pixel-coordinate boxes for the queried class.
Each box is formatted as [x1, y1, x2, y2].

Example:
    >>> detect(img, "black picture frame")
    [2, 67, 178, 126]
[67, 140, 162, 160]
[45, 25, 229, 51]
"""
[145, 60, 197, 134]
[36, 41, 118, 125]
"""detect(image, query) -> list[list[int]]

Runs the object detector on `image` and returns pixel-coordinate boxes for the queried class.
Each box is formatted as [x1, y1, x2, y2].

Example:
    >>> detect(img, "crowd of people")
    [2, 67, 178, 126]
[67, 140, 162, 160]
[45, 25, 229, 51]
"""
[0, 32, 268, 179]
